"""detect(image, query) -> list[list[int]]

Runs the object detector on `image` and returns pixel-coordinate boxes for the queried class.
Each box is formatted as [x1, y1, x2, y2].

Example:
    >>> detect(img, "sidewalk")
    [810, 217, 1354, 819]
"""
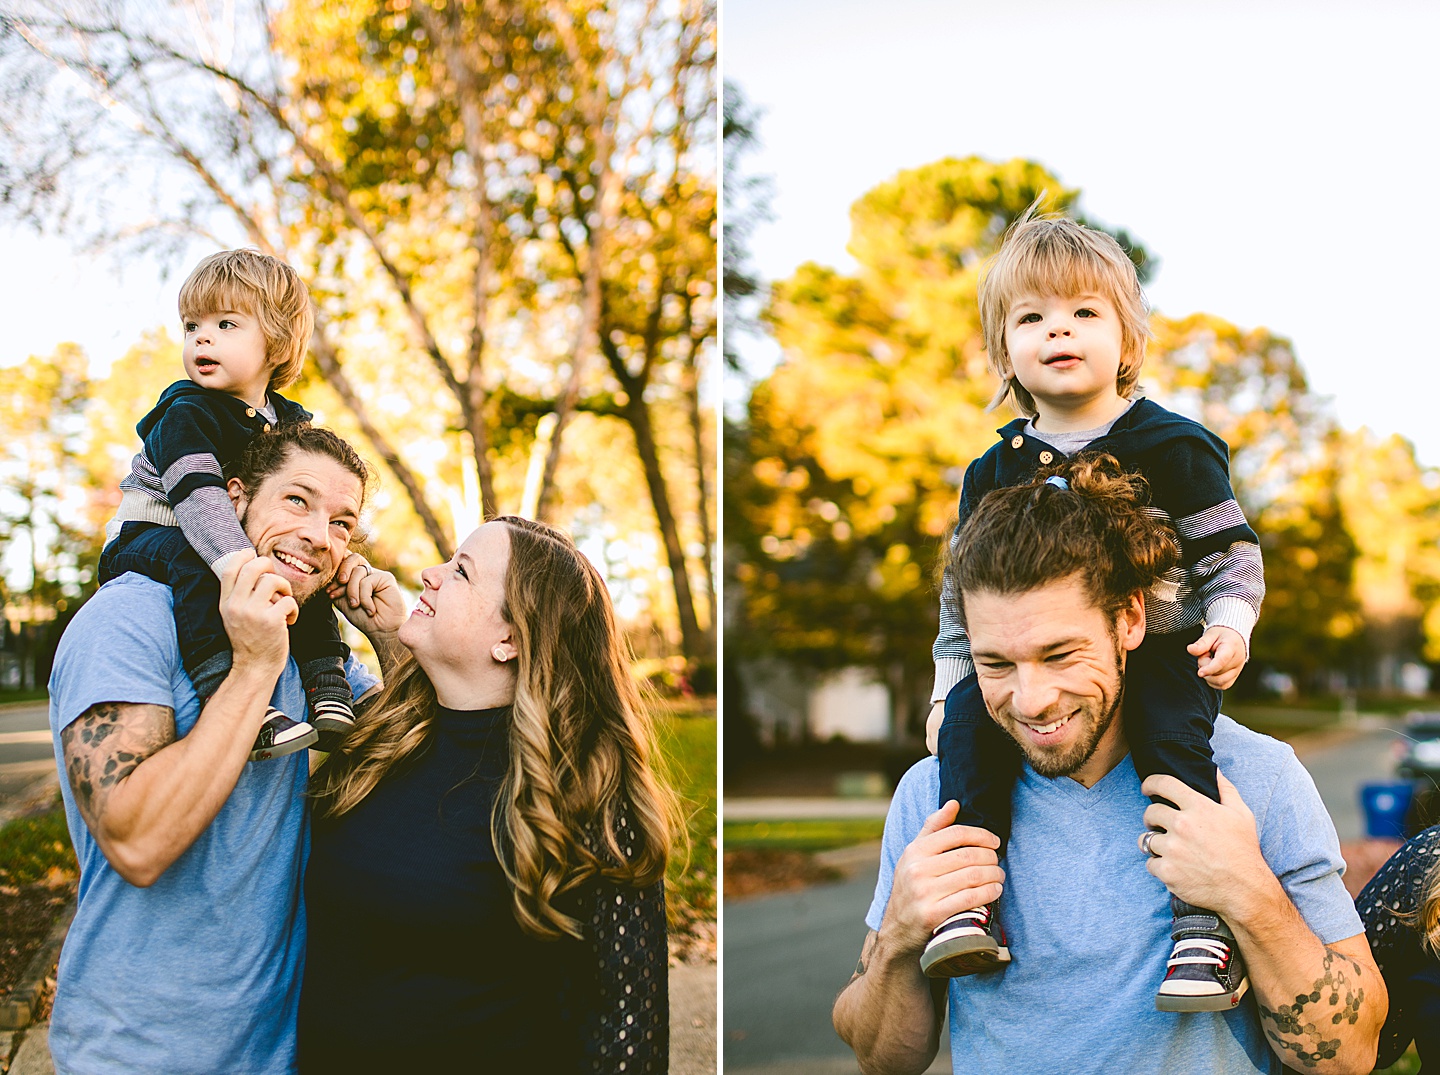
[724, 797, 891, 820]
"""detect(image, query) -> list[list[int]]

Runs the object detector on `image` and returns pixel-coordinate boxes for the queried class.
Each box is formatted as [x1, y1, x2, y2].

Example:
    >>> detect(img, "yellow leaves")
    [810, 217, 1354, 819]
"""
[866, 544, 922, 599]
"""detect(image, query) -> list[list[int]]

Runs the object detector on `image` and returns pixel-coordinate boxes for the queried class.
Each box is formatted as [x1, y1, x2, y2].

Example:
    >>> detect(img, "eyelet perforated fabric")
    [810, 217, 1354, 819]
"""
[575, 806, 669, 1073]
[1355, 824, 1440, 1068]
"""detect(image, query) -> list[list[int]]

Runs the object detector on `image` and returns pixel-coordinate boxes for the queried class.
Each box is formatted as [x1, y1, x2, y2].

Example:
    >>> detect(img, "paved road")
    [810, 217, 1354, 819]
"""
[1298, 717, 1415, 841]
[0, 703, 58, 818]
[722, 720, 1413, 1073]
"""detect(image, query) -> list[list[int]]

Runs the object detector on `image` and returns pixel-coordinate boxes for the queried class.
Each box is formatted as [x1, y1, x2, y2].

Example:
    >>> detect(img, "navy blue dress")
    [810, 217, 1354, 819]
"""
[298, 705, 668, 1071]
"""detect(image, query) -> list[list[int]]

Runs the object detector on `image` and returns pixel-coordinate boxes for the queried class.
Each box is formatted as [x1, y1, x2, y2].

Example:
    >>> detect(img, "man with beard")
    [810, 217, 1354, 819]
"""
[46, 425, 404, 1074]
[833, 456, 1385, 1075]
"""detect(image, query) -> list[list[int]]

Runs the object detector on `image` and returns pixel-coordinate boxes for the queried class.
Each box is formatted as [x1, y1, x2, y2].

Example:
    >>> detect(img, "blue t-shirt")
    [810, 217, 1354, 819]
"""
[46, 574, 379, 1075]
[866, 717, 1364, 1075]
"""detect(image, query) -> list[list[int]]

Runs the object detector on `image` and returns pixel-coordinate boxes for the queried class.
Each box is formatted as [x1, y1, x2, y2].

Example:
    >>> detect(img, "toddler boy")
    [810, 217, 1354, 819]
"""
[923, 209, 1265, 1012]
[99, 249, 356, 760]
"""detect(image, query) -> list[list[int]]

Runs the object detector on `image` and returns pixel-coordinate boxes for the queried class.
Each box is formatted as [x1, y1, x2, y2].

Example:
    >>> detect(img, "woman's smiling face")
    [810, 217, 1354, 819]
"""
[400, 521, 515, 676]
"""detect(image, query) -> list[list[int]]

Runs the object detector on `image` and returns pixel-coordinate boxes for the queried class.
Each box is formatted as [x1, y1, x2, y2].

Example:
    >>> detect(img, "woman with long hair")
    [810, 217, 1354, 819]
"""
[1356, 824, 1440, 1068]
[298, 517, 675, 1071]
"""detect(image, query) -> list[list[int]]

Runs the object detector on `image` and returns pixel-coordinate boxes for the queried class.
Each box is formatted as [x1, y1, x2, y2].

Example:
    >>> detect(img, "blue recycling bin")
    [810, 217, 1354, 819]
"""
[1360, 781, 1415, 839]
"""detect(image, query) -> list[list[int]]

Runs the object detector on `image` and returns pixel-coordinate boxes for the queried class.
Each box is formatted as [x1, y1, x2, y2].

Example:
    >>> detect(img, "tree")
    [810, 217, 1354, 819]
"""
[0, 345, 107, 613]
[739, 154, 1368, 720]
[721, 79, 769, 373]
[1334, 428, 1440, 674]
[737, 157, 1153, 731]
[1143, 315, 1362, 687]
[0, 0, 716, 659]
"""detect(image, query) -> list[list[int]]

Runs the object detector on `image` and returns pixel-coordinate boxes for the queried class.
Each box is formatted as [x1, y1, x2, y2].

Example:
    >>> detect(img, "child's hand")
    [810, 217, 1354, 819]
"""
[327, 552, 406, 637]
[1187, 625, 1246, 690]
[925, 700, 945, 756]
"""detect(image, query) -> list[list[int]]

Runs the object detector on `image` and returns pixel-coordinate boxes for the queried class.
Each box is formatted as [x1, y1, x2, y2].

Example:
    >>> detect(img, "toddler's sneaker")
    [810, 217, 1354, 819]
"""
[309, 697, 356, 737]
[920, 903, 1011, 978]
[303, 666, 356, 749]
[1156, 905, 1249, 1011]
[250, 708, 318, 762]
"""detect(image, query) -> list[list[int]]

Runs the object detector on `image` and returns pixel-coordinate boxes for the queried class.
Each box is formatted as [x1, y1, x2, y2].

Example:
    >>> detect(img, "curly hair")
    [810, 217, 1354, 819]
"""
[311, 517, 676, 941]
[948, 452, 1179, 625]
[226, 423, 372, 525]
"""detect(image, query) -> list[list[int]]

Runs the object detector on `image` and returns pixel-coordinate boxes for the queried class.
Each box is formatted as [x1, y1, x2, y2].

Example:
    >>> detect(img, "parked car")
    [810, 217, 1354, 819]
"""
[1396, 712, 1440, 781]
[1395, 712, 1440, 832]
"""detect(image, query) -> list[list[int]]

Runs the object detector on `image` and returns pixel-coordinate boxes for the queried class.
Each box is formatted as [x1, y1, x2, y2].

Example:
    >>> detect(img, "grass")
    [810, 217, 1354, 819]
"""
[655, 699, 717, 933]
[724, 818, 885, 852]
[1375, 1046, 1420, 1075]
[0, 804, 77, 886]
[0, 689, 49, 706]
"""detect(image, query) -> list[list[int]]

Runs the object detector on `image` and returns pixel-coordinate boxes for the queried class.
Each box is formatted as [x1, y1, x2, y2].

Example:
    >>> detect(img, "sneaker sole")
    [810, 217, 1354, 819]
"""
[311, 715, 355, 734]
[249, 725, 319, 762]
[1156, 977, 1250, 1012]
[920, 935, 1012, 979]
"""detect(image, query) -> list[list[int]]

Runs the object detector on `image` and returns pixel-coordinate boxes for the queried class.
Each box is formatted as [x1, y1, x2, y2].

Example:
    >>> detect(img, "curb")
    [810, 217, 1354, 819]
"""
[0, 900, 74, 1031]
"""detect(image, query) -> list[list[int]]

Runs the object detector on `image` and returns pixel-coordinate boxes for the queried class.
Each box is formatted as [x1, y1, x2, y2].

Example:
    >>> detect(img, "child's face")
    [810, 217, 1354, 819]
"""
[1004, 291, 1125, 419]
[182, 308, 272, 407]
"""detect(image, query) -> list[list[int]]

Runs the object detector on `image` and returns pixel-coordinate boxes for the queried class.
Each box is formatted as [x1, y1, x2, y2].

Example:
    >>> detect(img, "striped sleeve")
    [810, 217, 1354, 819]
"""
[1155, 435, 1265, 648]
[144, 401, 253, 571]
[1186, 540, 1265, 650]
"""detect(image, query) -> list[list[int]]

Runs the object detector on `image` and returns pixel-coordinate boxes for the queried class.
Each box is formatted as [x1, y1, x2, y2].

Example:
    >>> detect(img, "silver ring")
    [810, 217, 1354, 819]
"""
[360, 564, 372, 579]
[1140, 830, 1159, 857]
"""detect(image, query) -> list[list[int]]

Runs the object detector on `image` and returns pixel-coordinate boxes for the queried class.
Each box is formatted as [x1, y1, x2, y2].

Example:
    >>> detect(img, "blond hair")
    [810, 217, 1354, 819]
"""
[312, 517, 676, 941]
[979, 204, 1150, 417]
[1410, 853, 1440, 957]
[178, 250, 314, 390]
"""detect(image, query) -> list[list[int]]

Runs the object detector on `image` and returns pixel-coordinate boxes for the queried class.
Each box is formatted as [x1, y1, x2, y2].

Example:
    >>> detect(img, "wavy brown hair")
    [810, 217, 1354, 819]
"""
[312, 517, 676, 940]
[1411, 855, 1440, 957]
[948, 452, 1179, 626]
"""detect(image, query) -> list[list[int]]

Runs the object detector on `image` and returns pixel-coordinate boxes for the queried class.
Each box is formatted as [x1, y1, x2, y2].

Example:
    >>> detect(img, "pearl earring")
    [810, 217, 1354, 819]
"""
[491, 646, 508, 663]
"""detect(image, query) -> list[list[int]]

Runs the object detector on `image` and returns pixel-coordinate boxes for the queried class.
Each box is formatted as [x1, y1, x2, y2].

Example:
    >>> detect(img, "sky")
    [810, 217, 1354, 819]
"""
[722, 0, 1440, 464]
[2, 231, 185, 377]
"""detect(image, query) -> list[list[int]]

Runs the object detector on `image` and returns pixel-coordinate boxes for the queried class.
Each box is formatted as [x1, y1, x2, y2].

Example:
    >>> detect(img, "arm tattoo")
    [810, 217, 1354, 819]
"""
[60, 702, 175, 832]
[1257, 949, 1366, 1068]
[853, 931, 878, 980]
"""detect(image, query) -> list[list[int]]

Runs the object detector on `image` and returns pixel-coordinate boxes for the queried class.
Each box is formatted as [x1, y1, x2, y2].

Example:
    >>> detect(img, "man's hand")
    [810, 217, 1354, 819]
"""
[1188, 625, 1246, 689]
[883, 800, 1005, 956]
[925, 701, 945, 756]
[220, 555, 296, 679]
[834, 800, 997, 1075]
[1142, 771, 1385, 1072]
[326, 553, 406, 639]
[1138, 770, 1273, 924]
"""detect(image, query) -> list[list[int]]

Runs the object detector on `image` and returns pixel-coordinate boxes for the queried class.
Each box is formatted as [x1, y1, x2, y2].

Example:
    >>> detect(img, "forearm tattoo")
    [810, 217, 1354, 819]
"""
[60, 702, 174, 832]
[1257, 949, 1366, 1068]
[853, 931, 877, 979]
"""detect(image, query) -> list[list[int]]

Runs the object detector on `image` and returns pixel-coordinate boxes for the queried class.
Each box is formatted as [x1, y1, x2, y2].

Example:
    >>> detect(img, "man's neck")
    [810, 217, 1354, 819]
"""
[1067, 713, 1130, 789]
[1031, 393, 1130, 435]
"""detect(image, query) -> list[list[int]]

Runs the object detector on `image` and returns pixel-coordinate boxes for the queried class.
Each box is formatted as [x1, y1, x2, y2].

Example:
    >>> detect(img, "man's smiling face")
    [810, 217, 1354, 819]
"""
[965, 574, 1145, 788]
[228, 449, 362, 605]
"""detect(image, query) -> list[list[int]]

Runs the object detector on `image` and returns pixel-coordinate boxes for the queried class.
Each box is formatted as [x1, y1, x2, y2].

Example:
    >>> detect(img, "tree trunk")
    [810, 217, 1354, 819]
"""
[309, 333, 454, 561]
[680, 326, 716, 638]
[621, 392, 705, 662]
